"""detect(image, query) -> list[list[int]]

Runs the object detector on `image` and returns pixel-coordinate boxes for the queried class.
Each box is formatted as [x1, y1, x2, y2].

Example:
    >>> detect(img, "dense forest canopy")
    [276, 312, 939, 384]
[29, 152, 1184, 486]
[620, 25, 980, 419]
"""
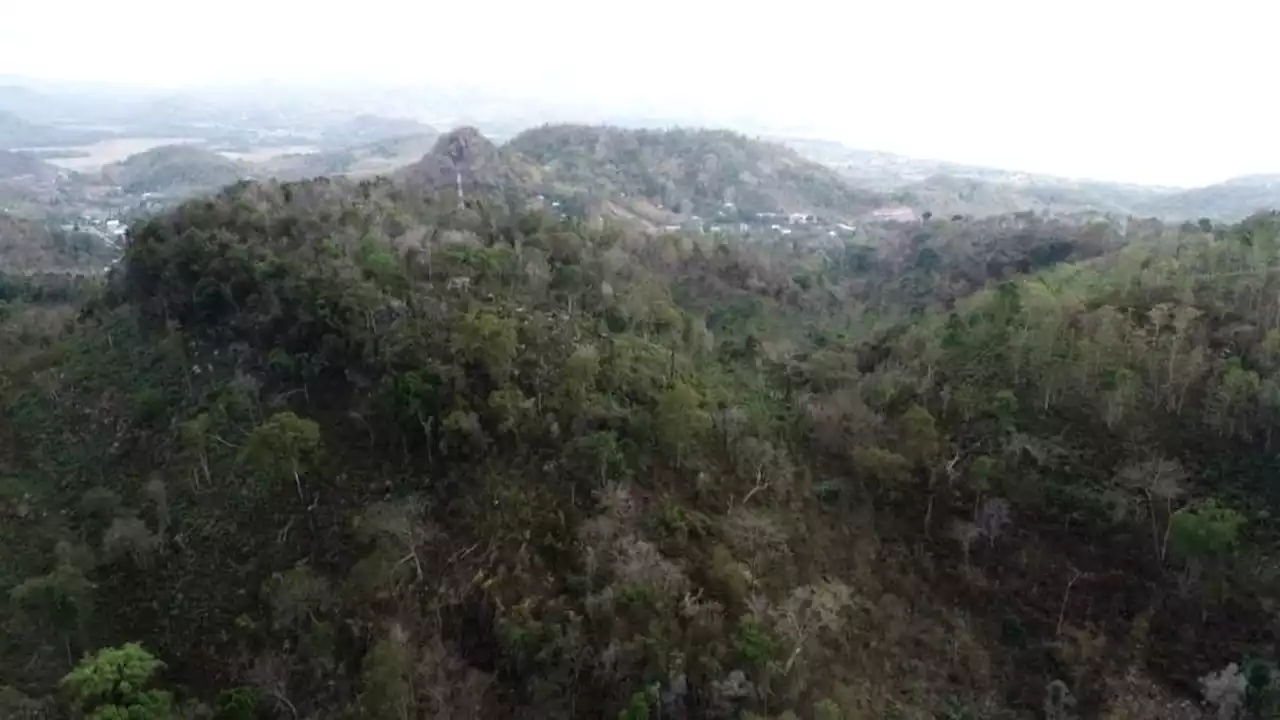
[2, 156, 1280, 719]
[3, 115, 1280, 719]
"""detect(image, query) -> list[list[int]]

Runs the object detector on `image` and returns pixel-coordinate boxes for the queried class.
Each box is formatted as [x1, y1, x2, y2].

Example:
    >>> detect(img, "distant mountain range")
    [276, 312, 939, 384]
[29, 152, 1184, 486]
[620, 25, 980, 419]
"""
[260, 132, 442, 181]
[777, 136, 1280, 221]
[0, 110, 108, 150]
[318, 115, 438, 149]
[2, 69, 1279, 225]
[0, 150, 61, 182]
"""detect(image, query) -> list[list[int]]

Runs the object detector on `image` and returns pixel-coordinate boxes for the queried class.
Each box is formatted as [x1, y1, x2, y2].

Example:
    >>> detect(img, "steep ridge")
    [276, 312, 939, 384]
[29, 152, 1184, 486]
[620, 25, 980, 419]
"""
[402, 126, 530, 196]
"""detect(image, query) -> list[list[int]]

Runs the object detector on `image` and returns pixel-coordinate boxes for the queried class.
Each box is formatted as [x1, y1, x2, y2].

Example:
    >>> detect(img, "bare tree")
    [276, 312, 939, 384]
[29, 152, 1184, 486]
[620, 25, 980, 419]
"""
[1116, 458, 1188, 565]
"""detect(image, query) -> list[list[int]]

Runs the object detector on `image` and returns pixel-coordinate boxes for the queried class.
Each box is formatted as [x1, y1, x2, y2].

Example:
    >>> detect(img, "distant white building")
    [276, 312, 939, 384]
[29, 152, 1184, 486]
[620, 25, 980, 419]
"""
[869, 206, 917, 223]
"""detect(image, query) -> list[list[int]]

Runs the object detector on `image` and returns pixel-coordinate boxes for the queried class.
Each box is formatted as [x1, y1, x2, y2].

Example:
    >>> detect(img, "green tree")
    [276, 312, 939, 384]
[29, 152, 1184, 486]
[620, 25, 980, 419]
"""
[241, 411, 321, 500]
[0, 685, 49, 719]
[655, 381, 711, 468]
[359, 626, 414, 720]
[1170, 499, 1244, 564]
[60, 643, 172, 720]
[11, 541, 95, 659]
[895, 404, 939, 467]
[453, 311, 518, 380]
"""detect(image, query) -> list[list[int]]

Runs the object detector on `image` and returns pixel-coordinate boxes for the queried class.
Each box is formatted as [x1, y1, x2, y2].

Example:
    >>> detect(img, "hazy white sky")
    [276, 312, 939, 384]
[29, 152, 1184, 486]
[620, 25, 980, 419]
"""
[2, 0, 1276, 186]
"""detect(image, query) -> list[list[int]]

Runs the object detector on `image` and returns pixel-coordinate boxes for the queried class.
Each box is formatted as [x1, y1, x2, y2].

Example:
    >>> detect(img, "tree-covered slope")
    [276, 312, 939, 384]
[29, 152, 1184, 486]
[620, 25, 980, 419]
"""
[0, 110, 106, 149]
[103, 145, 249, 194]
[0, 213, 118, 273]
[0, 150, 60, 182]
[3, 175, 1280, 718]
[1134, 175, 1280, 222]
[506, 124, 883, 218]
[402, 126, 531, 196]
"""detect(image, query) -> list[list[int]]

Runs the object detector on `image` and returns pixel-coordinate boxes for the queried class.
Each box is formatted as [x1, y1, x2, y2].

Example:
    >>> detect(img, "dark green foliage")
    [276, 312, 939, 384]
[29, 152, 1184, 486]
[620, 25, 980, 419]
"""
[6, 178, 1280, 718]
[212, 687, 260, 720]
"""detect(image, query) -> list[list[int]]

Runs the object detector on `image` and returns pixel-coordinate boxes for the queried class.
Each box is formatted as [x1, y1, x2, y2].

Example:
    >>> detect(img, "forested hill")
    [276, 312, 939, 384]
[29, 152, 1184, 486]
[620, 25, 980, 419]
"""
[0, 213, 117, 273]
[506, 124, 883, 218]
[395, 124, 885, 228]
[402, 126, 532, 195]
[0, 150, 60, 181]
[5, 171, 1280, 717]
[102, 145, 248, 194]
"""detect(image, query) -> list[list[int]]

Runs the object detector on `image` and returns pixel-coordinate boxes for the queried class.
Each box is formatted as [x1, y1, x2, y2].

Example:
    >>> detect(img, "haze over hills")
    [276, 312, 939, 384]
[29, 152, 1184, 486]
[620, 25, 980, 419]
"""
[101, 144, 248, 195]
[318, 114, 438, 149]
[391, 125, 888, 233]
[1, 76, 1279, 227]
[8, 1, 1280, 714]
[779, 135, 1280, 221]
[9, 67, 1280, 719]
[506, 124, 882, 219]
[0, 109, 107, 150]
[0, 150, 61, 182]
[257, 131, 441, 181]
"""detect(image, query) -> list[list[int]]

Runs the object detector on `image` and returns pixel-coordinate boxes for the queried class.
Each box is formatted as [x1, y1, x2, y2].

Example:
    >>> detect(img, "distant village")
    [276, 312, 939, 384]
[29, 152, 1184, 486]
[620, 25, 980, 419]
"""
[655, 201, 920, 240]
[525, 192, 926, 243]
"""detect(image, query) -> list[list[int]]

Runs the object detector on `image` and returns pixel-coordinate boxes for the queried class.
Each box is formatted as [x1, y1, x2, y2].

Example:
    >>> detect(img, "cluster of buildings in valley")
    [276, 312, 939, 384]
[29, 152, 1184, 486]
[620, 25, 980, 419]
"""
[656, 200, 921, 240]
[57, 215, 129, 246]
